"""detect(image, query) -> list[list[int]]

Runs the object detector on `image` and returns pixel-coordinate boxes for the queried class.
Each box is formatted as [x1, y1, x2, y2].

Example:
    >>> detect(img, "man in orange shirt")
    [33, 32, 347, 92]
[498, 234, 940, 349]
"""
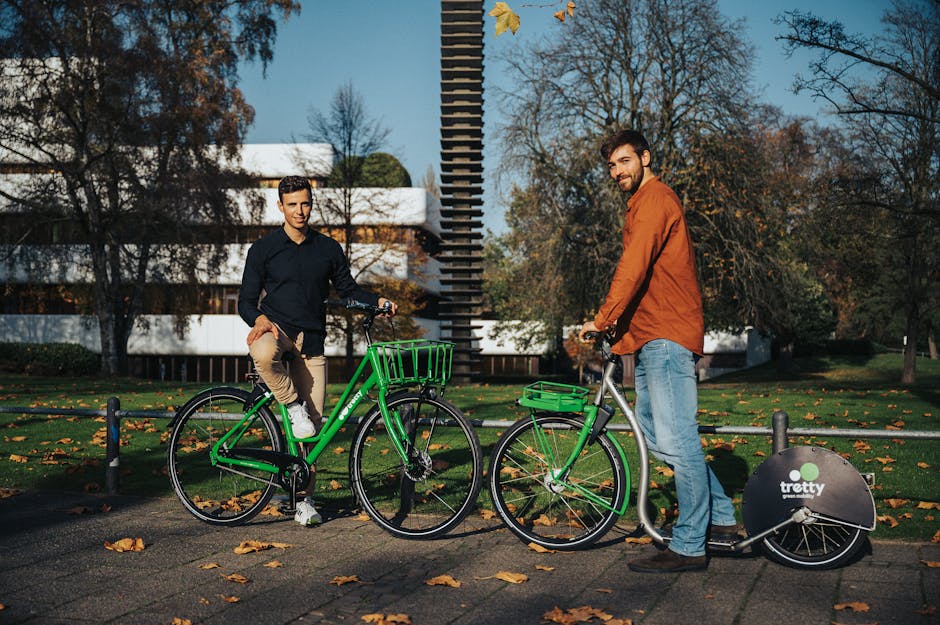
[579, 130, 738, 573]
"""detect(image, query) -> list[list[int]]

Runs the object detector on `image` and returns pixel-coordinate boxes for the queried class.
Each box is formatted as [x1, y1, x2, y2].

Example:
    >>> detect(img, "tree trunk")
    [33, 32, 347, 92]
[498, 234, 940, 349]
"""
[97, 301, 133, 377]
[98, 306, 120, 377]
[777, 341, 795, 374]
[901, 304, 918, 385]
[927, 320, 938, 360]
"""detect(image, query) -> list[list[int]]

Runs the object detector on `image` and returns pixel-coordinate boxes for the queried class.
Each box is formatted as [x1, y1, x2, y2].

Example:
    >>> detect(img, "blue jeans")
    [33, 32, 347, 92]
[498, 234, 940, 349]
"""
[634, 339, 737, 557]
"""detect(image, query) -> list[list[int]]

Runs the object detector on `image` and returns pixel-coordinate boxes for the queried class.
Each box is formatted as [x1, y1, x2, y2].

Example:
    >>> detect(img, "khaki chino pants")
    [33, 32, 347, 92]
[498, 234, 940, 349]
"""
[248, 327, 327, 429]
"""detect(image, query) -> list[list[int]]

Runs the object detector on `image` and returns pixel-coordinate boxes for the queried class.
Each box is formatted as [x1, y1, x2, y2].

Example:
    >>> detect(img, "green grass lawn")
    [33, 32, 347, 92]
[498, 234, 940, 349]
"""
[1, 353, 937, 541]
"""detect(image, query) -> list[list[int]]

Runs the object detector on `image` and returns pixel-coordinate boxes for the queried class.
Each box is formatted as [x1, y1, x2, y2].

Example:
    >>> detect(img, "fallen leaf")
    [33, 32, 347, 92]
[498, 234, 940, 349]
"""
[330, 575, 371, 586]
[361, 614, 412, 625]
[921, 560, 940, 568]
[915, 604, 937, 616]
[834, 602, 870, 612]
[877, 514, 899, 528]
[624, 536, 653, 544]
[527, 542, 556, 553]
[544, 605, 622, 624]
[479, 509, 496, 520]
[260, 505, 283, 517]
[8, 454, 28, 463]
[874, 456, 896, 465]
[884, 498, 909, 509]
[233, 540, 293, 554]
[426, 574, 461, 588]
[917, 462, 930, 469]
[104, 537, 145, 552]
[477, 571, 528, 584]
[220, 573, 249, 584]
[330, 479, 343, 490]
[932, 530, 940, 543]
[198, 562, 221, 570]
[917, 501, 940, 510]
[264, 560, 283, 568]
[533, 514, 556, 526]
[171, 618, 192, 625]
[220, 595, 240, 603]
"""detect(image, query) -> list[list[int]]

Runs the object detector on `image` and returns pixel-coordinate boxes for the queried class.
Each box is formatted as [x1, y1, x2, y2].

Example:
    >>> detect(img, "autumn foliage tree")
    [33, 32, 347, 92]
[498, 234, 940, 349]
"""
[485, 0, 819, 356]
[0, 0, 299, 375]
[779, 1, 940, 383]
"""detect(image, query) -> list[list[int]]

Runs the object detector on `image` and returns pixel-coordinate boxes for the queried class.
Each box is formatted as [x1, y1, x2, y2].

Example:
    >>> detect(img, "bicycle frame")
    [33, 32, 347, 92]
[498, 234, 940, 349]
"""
[209, 348, 428, 481]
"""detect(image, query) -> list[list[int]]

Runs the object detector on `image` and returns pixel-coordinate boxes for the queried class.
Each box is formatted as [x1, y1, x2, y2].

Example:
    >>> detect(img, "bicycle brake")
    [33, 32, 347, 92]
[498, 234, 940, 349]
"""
[588, 404, 615, 445]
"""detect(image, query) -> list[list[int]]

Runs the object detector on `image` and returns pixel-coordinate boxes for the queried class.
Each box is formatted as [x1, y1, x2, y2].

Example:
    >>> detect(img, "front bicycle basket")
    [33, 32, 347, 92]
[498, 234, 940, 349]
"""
[519, 381, 590, 413]
[369, 339, 455, 388]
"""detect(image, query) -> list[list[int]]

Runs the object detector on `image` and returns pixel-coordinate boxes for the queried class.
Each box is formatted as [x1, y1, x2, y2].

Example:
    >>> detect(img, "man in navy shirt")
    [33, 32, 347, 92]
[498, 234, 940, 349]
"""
[238, 175, 396, 524]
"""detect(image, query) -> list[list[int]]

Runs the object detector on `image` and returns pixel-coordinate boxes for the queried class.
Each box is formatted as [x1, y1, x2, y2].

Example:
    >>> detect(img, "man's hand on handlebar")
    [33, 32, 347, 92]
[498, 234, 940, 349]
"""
[378, 297, 398, 317]
[578, 320, 600, 342]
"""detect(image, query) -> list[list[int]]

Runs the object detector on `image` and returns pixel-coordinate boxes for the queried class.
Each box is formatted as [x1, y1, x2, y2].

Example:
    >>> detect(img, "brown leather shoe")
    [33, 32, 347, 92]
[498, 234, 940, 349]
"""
[709, 523, 744, 543]
[628, 549, 708, 573]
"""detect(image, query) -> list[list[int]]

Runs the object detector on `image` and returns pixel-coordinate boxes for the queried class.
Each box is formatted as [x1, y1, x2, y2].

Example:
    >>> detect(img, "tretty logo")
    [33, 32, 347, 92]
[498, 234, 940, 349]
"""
[779, 462, 826, 499]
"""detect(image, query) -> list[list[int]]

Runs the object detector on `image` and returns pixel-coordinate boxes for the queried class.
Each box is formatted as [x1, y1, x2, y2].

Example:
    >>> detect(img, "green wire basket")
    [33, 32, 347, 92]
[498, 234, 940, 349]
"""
[369, 339, 455, 388]
[518, 381, 590, 413]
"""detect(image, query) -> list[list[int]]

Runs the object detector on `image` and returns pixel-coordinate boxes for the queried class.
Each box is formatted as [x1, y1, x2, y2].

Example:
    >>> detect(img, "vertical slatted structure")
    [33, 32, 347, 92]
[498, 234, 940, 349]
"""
[439, 0, 484, 382]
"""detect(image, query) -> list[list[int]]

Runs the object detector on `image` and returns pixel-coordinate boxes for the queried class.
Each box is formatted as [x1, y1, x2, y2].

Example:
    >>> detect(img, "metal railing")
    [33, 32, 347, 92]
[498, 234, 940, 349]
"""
[1, 401, 938, 495]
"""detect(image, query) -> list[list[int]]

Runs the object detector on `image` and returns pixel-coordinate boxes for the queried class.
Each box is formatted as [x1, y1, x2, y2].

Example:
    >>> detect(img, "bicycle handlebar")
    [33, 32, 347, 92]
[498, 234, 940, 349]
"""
[324, 298, 394, 345]
[324, 298, 392, 314]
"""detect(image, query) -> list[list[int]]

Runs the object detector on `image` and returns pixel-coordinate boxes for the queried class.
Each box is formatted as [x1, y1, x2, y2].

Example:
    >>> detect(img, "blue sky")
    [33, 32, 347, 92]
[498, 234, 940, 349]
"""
[239, 0, 891, 233]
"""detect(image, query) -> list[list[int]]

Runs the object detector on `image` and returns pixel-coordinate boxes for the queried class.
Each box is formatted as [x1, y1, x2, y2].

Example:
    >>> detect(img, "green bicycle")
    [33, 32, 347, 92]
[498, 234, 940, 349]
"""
[166, 299, 483, 539]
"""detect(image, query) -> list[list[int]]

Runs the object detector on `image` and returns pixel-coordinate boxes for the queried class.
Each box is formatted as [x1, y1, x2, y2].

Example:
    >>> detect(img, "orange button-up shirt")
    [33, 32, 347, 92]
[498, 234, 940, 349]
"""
[593, 177, 704, 356]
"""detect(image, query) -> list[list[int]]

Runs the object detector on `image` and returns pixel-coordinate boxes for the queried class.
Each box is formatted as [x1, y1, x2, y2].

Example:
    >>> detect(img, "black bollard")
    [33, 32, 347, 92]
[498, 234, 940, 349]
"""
[106, 396, 121, 494]
[771, 410, 789, 454]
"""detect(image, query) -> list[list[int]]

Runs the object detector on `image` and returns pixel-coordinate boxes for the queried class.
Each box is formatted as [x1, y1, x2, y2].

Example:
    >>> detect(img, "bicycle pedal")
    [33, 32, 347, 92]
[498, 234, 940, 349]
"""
[706, 538, 739, 551]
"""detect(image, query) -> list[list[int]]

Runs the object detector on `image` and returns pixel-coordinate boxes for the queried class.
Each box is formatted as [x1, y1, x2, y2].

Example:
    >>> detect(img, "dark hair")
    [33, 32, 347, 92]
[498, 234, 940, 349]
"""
[600, 129, 651, 162]
[277, 175, 312, 201]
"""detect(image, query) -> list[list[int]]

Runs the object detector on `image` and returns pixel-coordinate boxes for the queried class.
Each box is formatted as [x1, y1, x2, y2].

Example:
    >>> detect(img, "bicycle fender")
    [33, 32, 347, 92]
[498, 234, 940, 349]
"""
[742, 446, 876, 535]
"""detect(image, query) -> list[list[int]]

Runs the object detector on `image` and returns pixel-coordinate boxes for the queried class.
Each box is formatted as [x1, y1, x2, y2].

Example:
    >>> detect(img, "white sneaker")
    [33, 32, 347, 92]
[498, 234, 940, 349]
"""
[287, 401, 315, 438]
[294, 498, 322, 526]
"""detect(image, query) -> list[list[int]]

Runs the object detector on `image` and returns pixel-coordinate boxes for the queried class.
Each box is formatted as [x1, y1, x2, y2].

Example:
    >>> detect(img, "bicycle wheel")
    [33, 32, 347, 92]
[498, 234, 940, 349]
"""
[760, 522, 867, 569]
[349, 391, 483, 539]
[489, 413, 628, 551]
[167, 386, 285, 525]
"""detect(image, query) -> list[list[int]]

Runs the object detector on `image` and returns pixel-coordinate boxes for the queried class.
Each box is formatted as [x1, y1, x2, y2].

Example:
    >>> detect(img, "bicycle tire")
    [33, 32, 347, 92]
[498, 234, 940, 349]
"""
[760, 522, 867, 569]
[349, 391, 483, 539]
[489, 413, 628, 551]
[167, 386, 285, 526]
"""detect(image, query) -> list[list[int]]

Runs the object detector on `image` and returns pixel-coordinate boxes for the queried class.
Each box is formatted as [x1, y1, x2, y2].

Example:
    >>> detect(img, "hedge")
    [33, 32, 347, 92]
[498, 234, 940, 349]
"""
[0, 342, 101, 376]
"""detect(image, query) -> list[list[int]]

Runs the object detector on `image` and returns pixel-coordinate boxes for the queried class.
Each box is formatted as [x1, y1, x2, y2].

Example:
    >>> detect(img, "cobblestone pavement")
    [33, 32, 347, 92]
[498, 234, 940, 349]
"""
[0, 492, 937, 625]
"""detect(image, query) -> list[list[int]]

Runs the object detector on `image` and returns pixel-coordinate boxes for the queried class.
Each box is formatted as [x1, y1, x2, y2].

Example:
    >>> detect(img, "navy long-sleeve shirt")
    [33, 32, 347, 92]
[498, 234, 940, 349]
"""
[237, 228, 379, 355]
